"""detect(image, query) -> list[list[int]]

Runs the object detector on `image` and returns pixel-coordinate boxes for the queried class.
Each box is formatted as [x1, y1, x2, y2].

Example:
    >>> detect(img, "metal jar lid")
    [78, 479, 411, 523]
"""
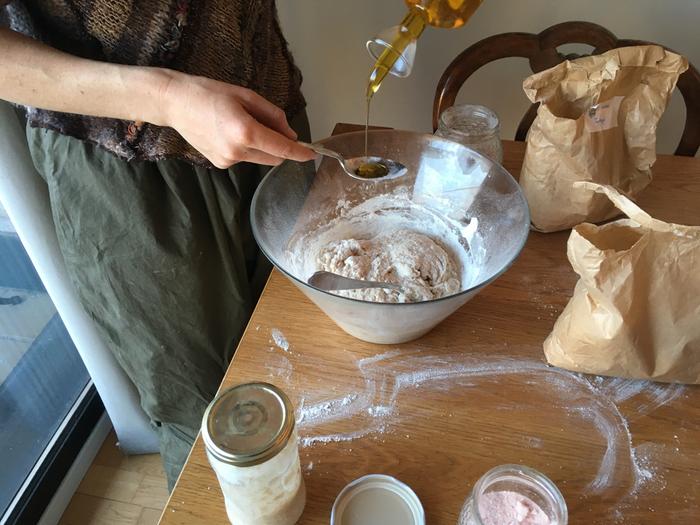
[331, 474, 425, 525]
[202, 382, 295, 467]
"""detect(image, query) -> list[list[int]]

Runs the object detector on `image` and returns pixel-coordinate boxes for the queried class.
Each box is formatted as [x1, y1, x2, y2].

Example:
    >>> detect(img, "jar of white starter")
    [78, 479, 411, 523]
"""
[202, 382, 305, 525]
[460, 464, 567, 525]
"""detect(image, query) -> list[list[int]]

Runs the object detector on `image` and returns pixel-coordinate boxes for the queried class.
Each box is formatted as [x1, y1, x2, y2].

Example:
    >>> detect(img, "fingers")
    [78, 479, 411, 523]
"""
[236, 116, 316, 162]
[205, 146, 286, 169]
[235, 147, 286, 166]
[239, 89, 298, 140]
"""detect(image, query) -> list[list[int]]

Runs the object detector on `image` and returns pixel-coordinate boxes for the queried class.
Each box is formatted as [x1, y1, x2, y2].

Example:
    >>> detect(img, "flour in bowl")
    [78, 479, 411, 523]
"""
[285, 189, 484, 304]
[317, 229, 461, 303]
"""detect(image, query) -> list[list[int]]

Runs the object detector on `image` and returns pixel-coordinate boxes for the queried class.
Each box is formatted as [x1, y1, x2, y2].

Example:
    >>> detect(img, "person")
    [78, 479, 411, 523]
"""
[0, 0, 315, 488]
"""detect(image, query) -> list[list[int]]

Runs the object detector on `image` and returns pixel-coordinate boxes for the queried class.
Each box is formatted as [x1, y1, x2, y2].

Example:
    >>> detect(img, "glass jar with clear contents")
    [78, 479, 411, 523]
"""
[202, 382, 305, 525]
[435, 104, 503, 163]
[460, 464, 567, 525]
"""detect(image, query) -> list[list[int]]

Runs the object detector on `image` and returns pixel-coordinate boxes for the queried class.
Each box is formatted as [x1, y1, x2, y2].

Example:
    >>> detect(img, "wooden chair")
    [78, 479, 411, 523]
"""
[432, 21, 700, 156]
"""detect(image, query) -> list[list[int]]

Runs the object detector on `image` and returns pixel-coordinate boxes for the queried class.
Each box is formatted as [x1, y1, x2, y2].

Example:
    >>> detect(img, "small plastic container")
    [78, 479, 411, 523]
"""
[460, 464, 568, 525]
[435, 104, 503, 163]
[202, 383, 305, 525]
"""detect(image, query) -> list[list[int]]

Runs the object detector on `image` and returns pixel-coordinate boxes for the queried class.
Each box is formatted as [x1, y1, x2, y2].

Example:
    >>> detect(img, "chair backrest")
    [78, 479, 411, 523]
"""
[432, 21, 700, 156]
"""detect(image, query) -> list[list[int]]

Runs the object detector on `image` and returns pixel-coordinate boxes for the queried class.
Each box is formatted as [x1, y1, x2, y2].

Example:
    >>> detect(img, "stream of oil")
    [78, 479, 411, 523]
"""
[358, 83, 389, 179]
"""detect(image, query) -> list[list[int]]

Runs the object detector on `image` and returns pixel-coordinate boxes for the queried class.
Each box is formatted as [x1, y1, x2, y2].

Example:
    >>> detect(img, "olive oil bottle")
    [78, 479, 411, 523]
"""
[367, 0, 484, 97]
[360, 0, 484, 177]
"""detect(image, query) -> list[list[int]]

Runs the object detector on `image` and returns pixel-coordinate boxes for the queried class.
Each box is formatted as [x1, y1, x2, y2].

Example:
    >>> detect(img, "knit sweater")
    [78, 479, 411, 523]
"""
[0, 0, 306, 166]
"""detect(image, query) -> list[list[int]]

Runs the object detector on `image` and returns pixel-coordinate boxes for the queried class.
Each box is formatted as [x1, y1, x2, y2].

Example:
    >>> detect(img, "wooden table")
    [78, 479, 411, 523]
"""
[160, 135, 700, 525]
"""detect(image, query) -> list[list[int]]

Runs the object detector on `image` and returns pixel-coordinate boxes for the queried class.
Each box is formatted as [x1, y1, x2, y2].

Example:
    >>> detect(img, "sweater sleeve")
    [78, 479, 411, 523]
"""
[1, 1, 43, 41]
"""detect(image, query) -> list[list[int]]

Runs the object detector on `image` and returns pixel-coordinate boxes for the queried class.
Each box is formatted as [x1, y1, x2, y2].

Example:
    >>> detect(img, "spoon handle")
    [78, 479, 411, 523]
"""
[308, 271, 402, 292]
[298, 142, 346, 164]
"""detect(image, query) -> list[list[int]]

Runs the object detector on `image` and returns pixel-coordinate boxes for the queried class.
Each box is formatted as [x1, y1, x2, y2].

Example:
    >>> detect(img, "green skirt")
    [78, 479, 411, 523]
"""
[26, 113, 310, 488]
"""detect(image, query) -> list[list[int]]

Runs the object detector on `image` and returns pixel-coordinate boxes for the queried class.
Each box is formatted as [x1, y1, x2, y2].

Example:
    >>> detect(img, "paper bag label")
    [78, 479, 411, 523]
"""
[584, 96, 624, 132]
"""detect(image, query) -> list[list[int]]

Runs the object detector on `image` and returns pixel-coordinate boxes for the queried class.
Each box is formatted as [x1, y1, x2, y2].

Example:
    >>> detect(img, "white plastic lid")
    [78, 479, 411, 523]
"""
[331, 474, 425, 525]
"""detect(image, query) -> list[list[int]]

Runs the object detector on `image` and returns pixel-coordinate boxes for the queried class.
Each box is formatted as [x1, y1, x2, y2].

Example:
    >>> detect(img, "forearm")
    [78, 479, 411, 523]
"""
[0, 28, 175, 126]
[0, 27, 313, 167]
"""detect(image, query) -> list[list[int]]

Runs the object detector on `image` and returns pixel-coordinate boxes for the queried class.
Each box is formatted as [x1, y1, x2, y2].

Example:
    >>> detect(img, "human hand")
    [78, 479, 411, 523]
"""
[161, 73, 315, 168]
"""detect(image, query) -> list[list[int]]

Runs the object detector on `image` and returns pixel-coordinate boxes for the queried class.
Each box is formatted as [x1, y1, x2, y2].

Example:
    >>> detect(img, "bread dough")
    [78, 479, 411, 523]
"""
[316, 229, 461, 303]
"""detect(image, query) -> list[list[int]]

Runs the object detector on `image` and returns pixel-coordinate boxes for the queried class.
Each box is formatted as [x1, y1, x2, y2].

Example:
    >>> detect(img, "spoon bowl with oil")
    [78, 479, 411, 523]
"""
[299, 142, 407, 181]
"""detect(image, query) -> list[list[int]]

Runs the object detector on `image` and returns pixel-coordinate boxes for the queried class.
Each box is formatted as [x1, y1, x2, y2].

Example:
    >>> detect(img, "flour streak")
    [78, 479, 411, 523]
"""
[270, 328, 291, 353]
[295, 349, 683, 503]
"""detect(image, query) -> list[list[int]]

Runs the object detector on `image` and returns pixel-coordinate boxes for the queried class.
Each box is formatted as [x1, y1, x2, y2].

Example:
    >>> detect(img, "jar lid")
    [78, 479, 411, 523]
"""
[331, 474, 425, 525]
[201, 382, 294, 467]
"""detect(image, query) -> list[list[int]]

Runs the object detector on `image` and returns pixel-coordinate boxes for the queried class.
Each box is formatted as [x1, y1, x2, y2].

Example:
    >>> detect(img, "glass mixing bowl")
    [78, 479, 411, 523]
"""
[251, 130, 529, 344]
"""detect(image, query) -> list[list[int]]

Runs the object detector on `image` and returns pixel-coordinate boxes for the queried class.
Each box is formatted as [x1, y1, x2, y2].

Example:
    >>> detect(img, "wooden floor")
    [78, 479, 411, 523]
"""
[59, 431, 168, 525]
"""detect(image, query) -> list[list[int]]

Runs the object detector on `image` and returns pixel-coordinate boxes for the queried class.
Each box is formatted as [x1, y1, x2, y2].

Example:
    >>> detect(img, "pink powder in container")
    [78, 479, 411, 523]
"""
[478, 490, 551, 525]
[459, 465, 567, 525]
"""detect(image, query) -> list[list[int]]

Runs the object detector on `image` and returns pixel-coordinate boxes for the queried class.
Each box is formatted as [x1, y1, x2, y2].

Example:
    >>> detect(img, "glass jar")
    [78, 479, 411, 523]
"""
[202, 383, 305, 525]
[435, 104, 503, 163]
[460, 464, 567, 525]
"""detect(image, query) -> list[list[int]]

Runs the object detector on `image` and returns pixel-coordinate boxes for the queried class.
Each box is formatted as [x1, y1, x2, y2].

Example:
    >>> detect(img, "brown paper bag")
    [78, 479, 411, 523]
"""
[544, 182, 700, 384]
[520, 46, 688, 232]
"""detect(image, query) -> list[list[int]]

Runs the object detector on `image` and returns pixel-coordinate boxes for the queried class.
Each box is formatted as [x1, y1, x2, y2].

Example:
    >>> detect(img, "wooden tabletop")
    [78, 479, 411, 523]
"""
[160, 136, 700, 525]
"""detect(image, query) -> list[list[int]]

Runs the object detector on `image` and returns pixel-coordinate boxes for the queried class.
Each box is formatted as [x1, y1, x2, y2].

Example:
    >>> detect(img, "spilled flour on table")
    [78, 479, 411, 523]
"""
[264, 328, 295, 380]
[260, 329, 686, 520]
[525, 436, 544, 449]
[270, 328, 291, 353]
[629, 442, 669, 493]
[599, 376, 684, 416]
[293, 348, 685, 513]
[264, 351, 293, 381]
[297, 394, 359, 426]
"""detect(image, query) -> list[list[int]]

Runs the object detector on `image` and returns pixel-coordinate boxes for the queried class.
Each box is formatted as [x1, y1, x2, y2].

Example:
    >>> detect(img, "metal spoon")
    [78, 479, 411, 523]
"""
[308, 271, 403, 293]
[299, 142, 407, 181]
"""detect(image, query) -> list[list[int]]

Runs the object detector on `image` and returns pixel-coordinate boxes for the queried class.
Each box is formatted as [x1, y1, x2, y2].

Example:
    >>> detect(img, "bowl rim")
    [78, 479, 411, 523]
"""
[251, 129, 531, 307]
